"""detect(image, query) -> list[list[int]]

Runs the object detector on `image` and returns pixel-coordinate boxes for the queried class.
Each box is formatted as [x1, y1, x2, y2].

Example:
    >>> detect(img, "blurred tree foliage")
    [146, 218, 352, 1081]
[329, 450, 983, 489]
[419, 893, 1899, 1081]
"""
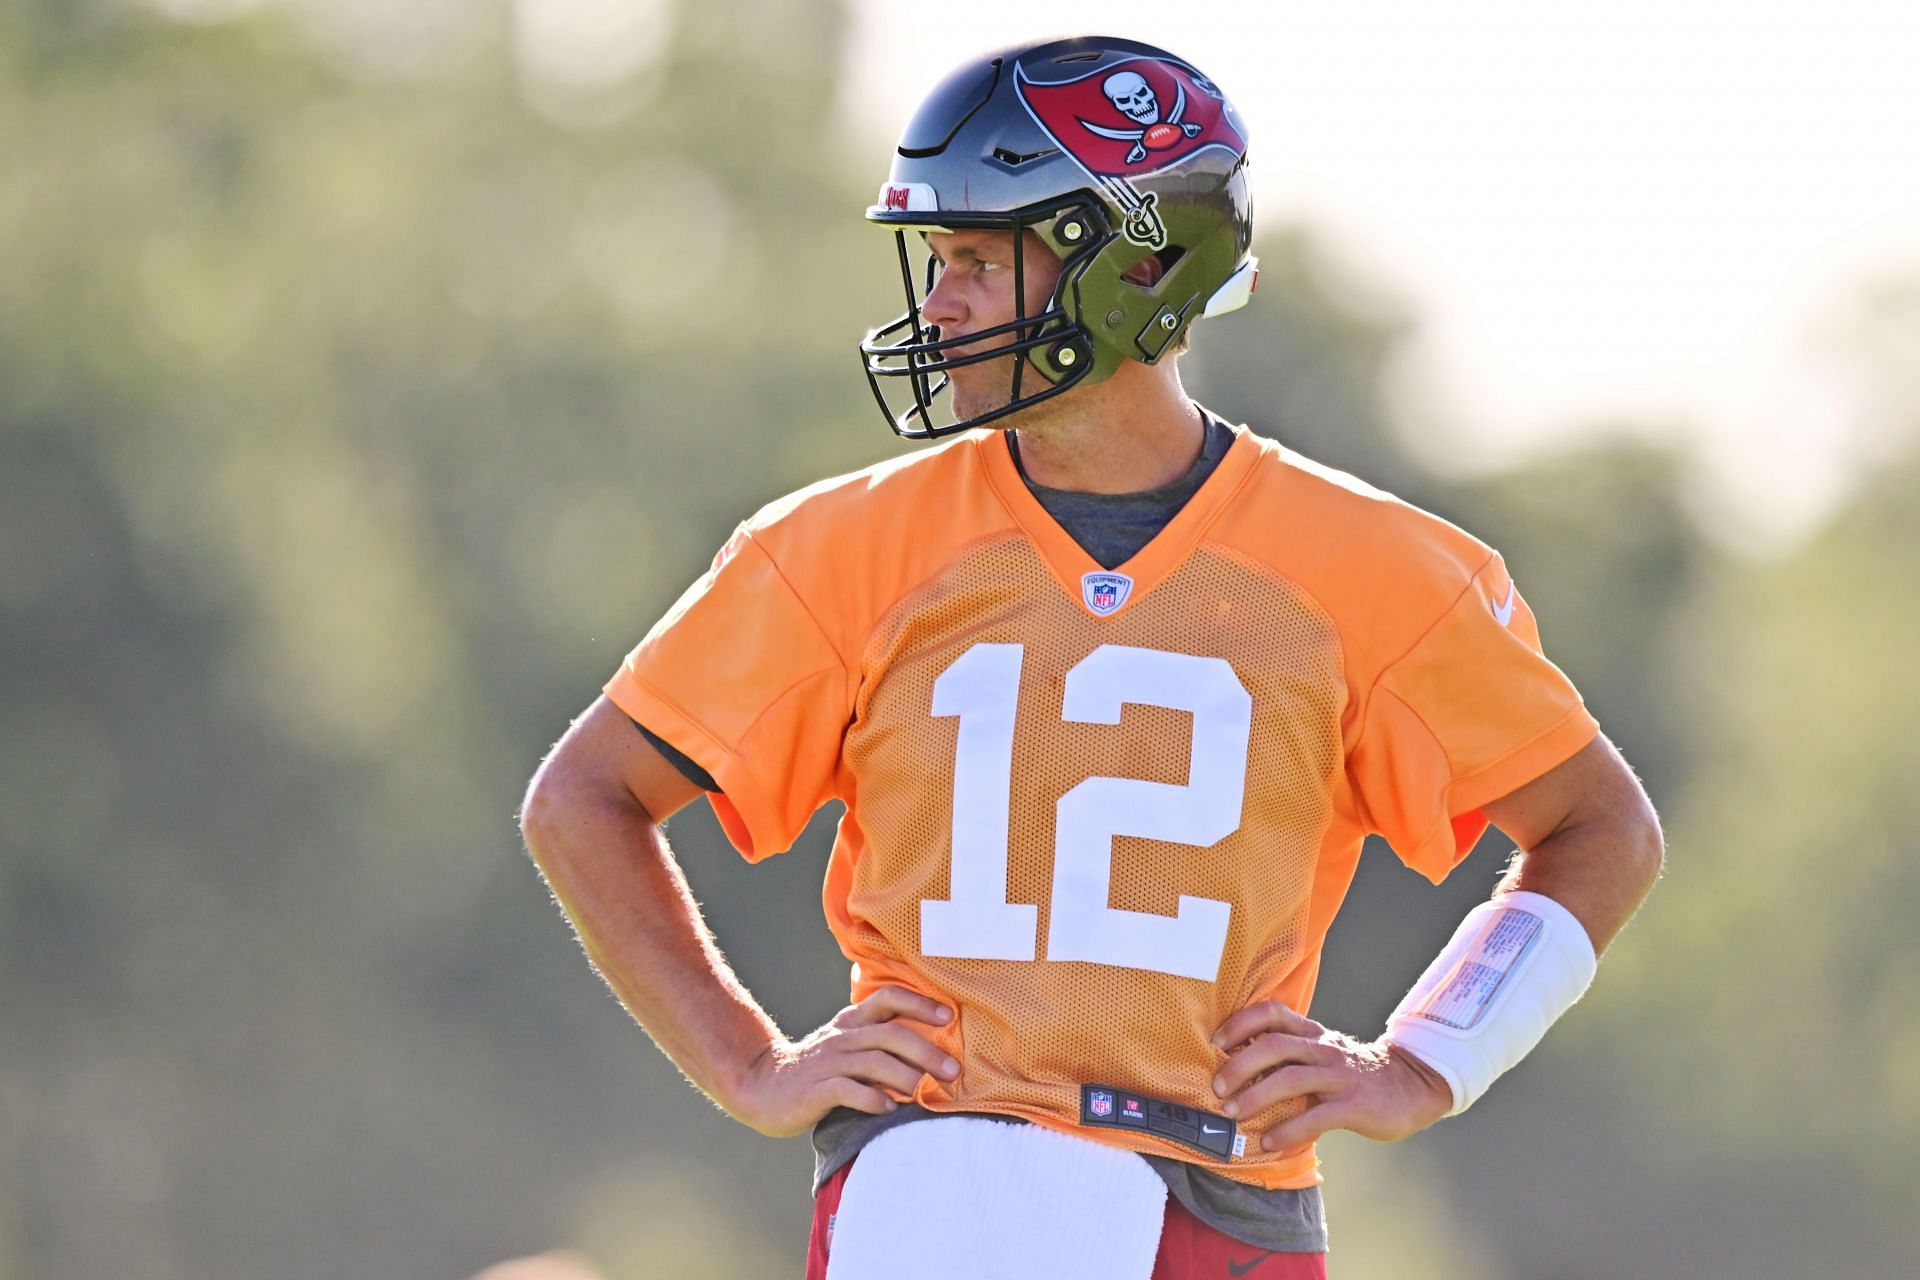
[2, 2, 882, 1275]
[2, 3, 1914, 1278]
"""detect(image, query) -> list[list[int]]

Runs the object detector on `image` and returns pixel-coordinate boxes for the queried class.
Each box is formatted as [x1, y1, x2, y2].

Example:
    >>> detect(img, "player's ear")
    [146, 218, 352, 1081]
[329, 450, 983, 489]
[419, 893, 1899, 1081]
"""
[1122, 255, 1166, 287]
[1122, 245, 1186, 289]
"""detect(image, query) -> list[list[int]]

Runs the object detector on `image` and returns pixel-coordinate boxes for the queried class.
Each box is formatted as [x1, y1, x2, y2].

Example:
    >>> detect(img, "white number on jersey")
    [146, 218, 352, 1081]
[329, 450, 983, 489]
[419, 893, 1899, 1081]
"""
[921, 642, 1251, 980]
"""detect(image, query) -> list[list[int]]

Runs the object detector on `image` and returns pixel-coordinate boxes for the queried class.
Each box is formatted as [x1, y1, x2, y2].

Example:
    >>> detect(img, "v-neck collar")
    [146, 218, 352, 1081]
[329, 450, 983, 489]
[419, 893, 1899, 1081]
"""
[978, 420, 1261, 618]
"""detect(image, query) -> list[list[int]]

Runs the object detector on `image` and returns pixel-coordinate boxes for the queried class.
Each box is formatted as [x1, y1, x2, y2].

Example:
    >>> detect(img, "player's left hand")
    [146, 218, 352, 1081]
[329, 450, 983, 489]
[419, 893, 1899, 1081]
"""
[1209, 1002, 1453, 1152]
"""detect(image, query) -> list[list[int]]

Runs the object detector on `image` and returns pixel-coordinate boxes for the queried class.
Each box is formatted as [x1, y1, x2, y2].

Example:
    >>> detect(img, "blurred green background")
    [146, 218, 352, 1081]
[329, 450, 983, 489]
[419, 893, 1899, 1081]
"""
[4, 2, 1917, 1277]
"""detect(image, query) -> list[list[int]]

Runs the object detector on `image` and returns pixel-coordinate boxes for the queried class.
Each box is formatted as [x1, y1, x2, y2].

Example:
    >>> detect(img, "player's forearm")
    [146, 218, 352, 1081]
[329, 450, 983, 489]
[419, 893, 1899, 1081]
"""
[1499, 799, 1664, 955]
[520, 784, 779, 1111]
[1379, 766, 1662, 1116]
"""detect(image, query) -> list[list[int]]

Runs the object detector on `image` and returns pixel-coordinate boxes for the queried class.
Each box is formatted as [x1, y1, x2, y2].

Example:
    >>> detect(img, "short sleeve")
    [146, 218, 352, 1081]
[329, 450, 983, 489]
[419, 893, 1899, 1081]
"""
[1348, 554, 1600, 883]
[604, 526, 849, 862]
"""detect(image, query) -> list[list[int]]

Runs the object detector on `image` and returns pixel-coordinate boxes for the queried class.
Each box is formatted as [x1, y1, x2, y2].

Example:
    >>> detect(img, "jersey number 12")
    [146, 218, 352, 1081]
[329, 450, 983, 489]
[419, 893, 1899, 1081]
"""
[920, 642, 1251, 981]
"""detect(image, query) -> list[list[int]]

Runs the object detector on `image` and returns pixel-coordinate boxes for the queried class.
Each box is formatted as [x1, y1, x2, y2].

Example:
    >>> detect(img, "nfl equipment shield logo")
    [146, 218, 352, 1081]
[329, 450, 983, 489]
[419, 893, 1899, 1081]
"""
[1081, 571, 1133, 617]
[1090, 1090, 1114, 1117]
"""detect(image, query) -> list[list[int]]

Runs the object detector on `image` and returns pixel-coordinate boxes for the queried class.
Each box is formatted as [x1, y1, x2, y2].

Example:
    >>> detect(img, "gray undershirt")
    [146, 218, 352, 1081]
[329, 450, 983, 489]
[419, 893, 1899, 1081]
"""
[1007, 410, 1237, 570]
[641, 410, 1329, 1253]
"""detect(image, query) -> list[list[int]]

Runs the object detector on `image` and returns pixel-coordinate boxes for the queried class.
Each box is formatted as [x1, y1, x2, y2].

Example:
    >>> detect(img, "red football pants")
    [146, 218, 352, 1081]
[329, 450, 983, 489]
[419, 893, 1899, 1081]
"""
[806, 1156, 1328, 1279]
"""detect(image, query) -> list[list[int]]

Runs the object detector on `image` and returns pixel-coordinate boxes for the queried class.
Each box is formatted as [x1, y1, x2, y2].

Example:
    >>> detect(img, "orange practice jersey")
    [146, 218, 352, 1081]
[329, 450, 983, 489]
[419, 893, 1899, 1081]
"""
[605, 425, 1598, 1190]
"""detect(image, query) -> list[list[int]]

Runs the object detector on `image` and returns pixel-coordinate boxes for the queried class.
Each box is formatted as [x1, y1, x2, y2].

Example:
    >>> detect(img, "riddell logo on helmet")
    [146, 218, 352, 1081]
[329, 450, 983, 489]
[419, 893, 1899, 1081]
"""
[1014, 57, 1245, 183]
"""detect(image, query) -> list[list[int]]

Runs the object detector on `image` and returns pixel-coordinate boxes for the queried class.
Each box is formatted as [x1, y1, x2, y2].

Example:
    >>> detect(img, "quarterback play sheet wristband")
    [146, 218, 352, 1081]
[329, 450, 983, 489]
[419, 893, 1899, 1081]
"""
[1383, 889, 1597, 1116]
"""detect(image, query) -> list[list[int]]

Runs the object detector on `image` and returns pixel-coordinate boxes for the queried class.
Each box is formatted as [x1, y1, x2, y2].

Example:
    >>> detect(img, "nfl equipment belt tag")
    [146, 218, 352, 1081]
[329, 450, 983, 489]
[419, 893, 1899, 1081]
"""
[1079, 1084, 1237, 1159]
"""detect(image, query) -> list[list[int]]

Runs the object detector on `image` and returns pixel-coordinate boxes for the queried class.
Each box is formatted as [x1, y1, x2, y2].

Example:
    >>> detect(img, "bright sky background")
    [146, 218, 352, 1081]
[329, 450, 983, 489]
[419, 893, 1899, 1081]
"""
[842, 0, 1920, 545]
[159, 0, 1920, 543]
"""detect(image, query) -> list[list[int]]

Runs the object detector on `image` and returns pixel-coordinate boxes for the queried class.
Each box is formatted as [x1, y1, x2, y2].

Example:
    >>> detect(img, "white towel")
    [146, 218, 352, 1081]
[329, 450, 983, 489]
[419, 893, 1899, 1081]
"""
[825, 1116, 1168, 1280]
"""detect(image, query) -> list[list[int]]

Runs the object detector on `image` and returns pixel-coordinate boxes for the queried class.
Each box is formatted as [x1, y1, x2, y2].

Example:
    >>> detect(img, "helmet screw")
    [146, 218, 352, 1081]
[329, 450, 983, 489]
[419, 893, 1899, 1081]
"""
[1159, 313, 1180, 332]
[1105, 308, 1125, 328]
[1057, 346, 1078, 367]
[1061, 221, 1085, 243]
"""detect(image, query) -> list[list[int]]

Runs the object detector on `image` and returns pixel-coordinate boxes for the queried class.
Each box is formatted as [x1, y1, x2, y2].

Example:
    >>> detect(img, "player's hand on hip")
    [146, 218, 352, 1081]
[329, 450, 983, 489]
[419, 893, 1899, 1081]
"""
[729, 986, 959, 1138]
[1209, 1002, 1453, 1152]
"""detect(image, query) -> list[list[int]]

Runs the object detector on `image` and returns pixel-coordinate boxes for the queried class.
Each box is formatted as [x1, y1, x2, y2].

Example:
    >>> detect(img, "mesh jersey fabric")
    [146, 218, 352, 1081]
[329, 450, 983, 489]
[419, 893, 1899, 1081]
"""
[630, 413, 1237, 784]
[604, 420, 1599, 1190]
[633, 410, 1324, 1243]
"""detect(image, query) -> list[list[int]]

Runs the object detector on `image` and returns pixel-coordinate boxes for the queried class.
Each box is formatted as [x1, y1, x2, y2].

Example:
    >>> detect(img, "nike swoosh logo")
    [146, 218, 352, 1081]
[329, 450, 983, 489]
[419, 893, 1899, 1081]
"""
[1228, 1252, 1277, 1276]
[1202, 1123, 1226, 1134]
[1491, 580, 1517, 626]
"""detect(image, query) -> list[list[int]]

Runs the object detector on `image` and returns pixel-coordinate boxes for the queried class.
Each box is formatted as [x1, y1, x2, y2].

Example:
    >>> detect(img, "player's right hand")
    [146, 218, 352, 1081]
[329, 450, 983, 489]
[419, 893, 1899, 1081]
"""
[727, 986, 959, 1138]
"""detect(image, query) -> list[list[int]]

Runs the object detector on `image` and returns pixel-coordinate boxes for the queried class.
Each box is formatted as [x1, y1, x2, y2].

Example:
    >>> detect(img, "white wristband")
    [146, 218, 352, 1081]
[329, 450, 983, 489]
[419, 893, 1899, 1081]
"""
[1383, 889, 1598, 1116]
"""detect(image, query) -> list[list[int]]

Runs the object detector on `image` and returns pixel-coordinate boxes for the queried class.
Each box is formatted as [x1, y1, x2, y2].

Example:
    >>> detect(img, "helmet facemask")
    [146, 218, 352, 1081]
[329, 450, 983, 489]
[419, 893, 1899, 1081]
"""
[861, 197, 1110, 440]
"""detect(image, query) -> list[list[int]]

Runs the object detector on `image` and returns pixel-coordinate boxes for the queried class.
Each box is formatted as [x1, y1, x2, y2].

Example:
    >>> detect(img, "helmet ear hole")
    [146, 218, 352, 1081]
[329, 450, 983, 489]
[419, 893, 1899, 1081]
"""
[1122, 245, 1187, 290]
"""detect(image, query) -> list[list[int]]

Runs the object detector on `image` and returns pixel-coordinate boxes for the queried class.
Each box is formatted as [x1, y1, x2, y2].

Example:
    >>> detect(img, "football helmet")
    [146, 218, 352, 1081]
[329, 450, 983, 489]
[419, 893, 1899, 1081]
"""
[860, 36, 1257, 439]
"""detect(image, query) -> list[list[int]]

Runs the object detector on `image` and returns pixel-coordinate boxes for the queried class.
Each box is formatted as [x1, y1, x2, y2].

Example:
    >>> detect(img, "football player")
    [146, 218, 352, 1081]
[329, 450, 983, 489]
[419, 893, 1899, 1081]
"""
[520, 35, 1663, 1280]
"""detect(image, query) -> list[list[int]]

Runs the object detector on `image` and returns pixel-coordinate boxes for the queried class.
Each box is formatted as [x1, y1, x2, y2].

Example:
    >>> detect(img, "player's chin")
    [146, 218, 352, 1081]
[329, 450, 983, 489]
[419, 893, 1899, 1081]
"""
[947, 361, 1020, 423]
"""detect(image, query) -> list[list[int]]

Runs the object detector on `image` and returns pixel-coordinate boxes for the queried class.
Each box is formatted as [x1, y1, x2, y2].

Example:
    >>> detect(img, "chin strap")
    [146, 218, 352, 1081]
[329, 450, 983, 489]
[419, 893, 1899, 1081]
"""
[1383, 889, 1599, 1116]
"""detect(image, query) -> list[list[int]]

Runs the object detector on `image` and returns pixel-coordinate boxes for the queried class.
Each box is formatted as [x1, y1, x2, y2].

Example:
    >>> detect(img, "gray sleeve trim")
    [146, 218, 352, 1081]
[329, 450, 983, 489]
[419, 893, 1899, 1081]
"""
[629, 716, 720, 793]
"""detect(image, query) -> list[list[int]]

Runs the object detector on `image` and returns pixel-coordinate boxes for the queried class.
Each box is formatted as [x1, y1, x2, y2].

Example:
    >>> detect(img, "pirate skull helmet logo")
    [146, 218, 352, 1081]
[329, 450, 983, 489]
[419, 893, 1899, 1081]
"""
[1079, 66, 1207, 165]
[1103, 70, 1160, 124]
